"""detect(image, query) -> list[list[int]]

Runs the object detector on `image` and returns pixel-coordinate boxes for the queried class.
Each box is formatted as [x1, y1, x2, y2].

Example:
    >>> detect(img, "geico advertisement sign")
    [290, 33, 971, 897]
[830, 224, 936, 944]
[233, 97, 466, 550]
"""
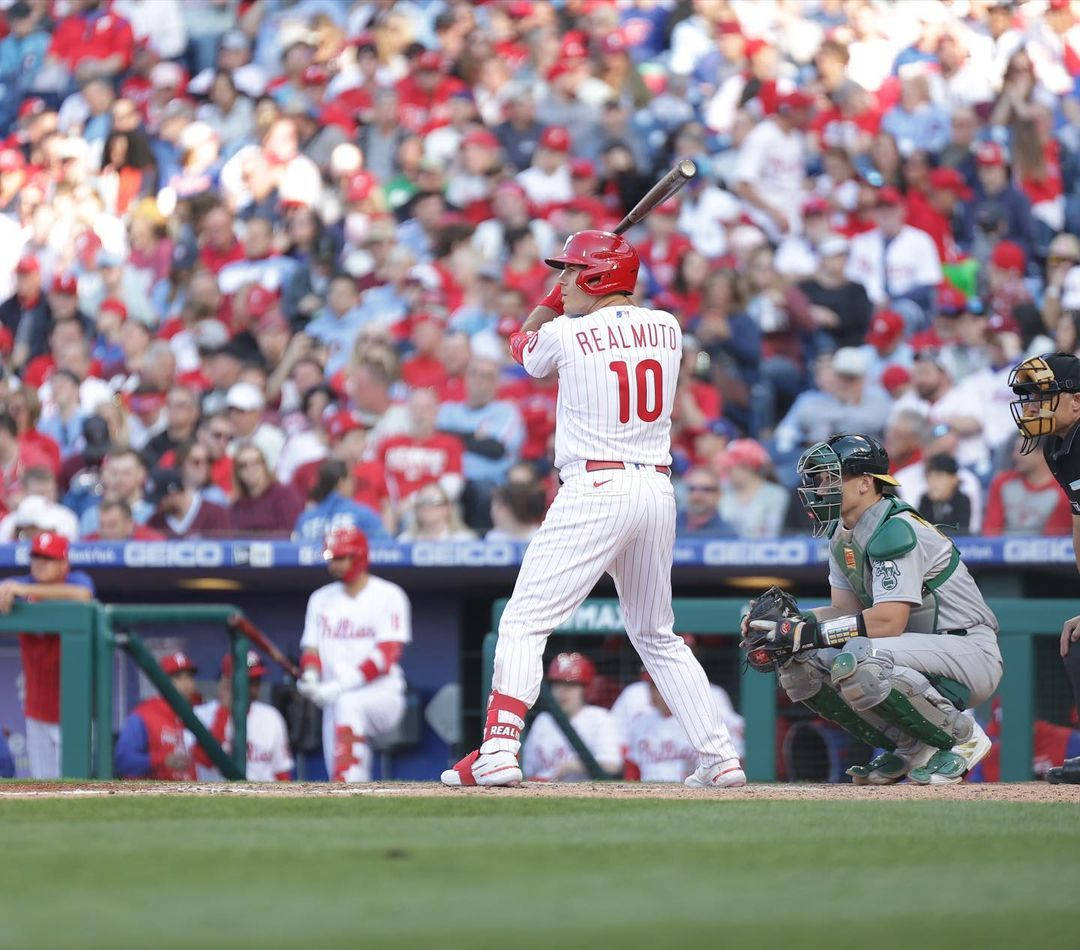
[410, 541, 518, 567]
[1002, 538, 1075, 563]
[123, 542, 224, 568]
[701, 540, 812, 566]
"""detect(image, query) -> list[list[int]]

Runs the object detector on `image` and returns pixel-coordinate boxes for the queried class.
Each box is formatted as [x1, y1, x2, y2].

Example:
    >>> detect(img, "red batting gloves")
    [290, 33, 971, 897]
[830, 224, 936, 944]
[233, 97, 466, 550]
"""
[509, 330, 536, 365]
[537, 282, 563, 314]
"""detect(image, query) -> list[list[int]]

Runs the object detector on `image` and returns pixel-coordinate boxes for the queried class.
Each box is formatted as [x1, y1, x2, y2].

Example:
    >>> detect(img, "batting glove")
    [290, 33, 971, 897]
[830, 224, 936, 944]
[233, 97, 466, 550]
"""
[306, 681, 345, 708]
[537, 283, 563, 314]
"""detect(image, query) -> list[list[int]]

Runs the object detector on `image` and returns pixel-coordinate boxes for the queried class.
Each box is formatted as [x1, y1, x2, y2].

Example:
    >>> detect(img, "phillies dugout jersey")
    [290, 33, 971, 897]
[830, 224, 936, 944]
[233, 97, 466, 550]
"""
[17, 570, 95, 723]
[523, 304, 682, 471]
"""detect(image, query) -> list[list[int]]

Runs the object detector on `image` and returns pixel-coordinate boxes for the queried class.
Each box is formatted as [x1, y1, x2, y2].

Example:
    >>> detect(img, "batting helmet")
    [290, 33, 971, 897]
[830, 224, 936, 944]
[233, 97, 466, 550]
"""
[546, 652, 595, 686]
[323, 525, 369, 583]
[544, 230, 638, 296]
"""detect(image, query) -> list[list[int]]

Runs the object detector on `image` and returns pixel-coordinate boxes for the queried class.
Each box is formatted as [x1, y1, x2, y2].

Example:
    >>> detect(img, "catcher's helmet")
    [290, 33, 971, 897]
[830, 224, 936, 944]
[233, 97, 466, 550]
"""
[546, 652, 595, 686]
[544, 230, 638, 296]
[323, 525, 369, 583]
[796, 434, 900, 538]
[1008, 352, 1080, 454]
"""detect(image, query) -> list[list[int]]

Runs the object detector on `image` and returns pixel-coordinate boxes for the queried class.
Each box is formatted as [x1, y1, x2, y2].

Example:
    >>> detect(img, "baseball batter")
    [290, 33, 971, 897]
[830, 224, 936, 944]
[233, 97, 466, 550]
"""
[297, 527, 410, 782]
[194, 650, 294, 782]
[741, 434, 1001, 785]
[521, 653, 622, 781]
[441, 229, 743, 789]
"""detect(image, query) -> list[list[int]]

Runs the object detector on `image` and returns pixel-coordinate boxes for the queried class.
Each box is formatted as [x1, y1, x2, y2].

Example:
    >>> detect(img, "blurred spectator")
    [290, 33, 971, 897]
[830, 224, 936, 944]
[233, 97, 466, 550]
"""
[2, 256, 50, 372]
[983, 438, 1072, 537]
[437, 355, 524, 529]
[146, 466, 230, 539]
[796, 234, 874, 351]
[396, 483, 476, 543]
[36, 371, 86, 459]
[960, 142, 1037, 263]
[486, 481, 546, 543]
[0, 468, 79, 541]
[881, 73, 950, 156]
[226, 381, 284, 470]
[230, 442, 303, 536]
[293, 458, 387, 543]
[114, 650, 197, 781]
[142, 385, 200, 469]
[846, 187, 942, 324]
[381, 388, 464, 512]
[80, 447, 151, 536]
[917, 453, 971, 536]
[675, 466, 729, 537]
[774, 348, 891, 455]
[716, 439, 789, 539]
[84, 498, 164, 542]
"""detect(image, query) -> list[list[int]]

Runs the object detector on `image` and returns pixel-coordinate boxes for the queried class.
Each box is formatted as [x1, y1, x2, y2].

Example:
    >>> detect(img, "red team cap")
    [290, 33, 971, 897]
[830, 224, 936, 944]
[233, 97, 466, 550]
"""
[100, 297, 128, 321]
[880, 364, 912, 394]
[325, 409, 365, 442]
[875, 186, 904, 207]
[221, 649, 268, 679]
[463, 128, 499, 150]
[539, 125, 571, 152]
[52, 273, 78, 295]
[991, 240, 1026, 274]
[15, 255, 39, 274]
[31, 531, 68, 560]
[161, 651, 198, 676]
[937, 283, 968, 315]
[346, 170, 377, 203]
[865, 310, 905, 351]
[569, 157, 596, 178]
[547, 652, 596, 686]
[415, 50, 444, 72]
[928, 166, 973, 200]
[778, 89, 814, 112]
[975, 142, 1006, 167]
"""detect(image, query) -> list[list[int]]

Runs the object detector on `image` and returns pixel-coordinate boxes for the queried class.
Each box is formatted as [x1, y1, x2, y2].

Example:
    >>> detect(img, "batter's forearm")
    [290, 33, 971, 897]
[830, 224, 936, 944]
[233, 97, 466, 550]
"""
[521, 304, 559, 334]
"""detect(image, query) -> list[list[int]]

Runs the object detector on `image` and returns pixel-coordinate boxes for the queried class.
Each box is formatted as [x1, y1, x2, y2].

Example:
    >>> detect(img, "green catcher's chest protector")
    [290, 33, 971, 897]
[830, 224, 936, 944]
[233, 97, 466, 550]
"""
[828, 497, 960, 635]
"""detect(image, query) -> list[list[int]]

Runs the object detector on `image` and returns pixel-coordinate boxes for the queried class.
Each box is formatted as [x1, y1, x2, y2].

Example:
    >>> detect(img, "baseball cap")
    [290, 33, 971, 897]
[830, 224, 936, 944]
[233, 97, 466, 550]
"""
[880, 364, 912, 393]
[100, 297, 128, 321]
[221, 649, 268, 679]
[226, 381, 265, 412]
[31, 531, 69, 560]
[463, 129, 499, 150]
[926, 453, 959, 475]
[561, 30, 588, 60]
[975, 141, 1007, 167]
[569, 157, 596, 178]
[866, 310, 905, 351]
[875, 186, 904, 207]
[928, 166, 973, 199]
[147, 468, 184, 506]
[802, 195, 830, 216]
[415, 50, 444, 72]
[991, 240, 1026, 274]
[818, 234, 849, 257]
[325, 409, 366, 442]
[51, 273, 77, 295]
[778, 89, 814, 112]
[160, 651, 198, 676]
[937, 284, 968, 316]
[721, 438, 770, 471]
[539, 126, 570, 152]
[832, 346, 869, 377]
[15, 255, 39, 274]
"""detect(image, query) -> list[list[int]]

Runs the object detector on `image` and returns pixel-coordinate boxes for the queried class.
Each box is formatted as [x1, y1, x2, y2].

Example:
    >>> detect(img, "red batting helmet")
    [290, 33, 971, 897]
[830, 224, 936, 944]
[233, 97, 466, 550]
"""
[323, 526, 369, 583]
[545, 230, 638, 296]
[547, 652, 595, 686]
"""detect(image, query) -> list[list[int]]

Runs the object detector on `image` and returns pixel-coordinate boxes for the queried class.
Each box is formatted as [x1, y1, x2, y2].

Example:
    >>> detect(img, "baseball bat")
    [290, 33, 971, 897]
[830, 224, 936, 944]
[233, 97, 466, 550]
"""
[613, 159, 697, 235]
[228, 614, 303, 679]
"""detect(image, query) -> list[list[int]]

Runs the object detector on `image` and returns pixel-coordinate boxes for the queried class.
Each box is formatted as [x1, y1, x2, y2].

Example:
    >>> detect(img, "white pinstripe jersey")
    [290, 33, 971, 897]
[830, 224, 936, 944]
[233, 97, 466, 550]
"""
[523, 304, 682, 470]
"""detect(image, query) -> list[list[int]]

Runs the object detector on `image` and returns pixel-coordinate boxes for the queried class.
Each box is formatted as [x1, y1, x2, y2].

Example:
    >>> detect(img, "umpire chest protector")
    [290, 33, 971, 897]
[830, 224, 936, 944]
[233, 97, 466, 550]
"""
[829, 497, 959, 634]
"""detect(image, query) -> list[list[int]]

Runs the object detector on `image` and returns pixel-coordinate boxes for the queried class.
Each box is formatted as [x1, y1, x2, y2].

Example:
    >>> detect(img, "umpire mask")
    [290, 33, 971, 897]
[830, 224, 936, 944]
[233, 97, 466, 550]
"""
[1008, 353, 1080, 454]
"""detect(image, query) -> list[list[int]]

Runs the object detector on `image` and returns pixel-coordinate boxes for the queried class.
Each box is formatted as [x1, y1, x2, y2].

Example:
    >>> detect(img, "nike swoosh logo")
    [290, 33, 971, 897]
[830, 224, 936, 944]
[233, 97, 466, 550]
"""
[593, 480, 612, 487]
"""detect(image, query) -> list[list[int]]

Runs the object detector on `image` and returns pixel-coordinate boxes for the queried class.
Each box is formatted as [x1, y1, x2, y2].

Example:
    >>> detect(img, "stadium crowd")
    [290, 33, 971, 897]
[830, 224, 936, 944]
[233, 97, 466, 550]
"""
[0, 0, 1077, 544]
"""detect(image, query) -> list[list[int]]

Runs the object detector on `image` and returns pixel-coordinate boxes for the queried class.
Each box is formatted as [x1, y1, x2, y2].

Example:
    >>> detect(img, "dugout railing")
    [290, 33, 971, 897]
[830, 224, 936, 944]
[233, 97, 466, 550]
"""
[2, 602, 259, 779]
[481, 598, 1080, 783]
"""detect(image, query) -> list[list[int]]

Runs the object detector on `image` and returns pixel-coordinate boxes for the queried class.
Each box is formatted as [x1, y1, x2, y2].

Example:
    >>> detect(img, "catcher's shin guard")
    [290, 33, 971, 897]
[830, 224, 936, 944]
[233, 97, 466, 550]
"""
[830, 641, 973, 751]
[800, 686, 899, 752]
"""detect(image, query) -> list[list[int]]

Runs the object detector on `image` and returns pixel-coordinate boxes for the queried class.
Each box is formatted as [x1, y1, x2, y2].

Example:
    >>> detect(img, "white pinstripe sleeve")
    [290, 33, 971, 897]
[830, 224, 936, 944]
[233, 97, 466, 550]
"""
[522, 320, 562, 378]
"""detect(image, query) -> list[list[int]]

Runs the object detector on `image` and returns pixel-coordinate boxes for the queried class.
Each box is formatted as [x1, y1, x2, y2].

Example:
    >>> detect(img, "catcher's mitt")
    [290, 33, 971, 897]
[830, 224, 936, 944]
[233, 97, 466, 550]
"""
[740, 586, 802, 671]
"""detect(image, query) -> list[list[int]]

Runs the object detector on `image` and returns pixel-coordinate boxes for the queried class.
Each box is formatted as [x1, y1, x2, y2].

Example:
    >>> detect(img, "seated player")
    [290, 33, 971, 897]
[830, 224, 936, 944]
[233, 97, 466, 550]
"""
[610, 635, 745, 759]
[297, 527, 411, 782]
[114, 651, 198, 781]
[194, 650, 293, 782]
[624, 676, 698, 783]
[741, 434, 1001, 785]
[521, 653, 621, 781]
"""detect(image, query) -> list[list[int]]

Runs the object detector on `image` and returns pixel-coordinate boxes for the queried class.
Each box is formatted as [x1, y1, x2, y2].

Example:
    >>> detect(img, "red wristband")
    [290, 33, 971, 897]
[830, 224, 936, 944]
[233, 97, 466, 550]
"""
[509, 330, 535, 365]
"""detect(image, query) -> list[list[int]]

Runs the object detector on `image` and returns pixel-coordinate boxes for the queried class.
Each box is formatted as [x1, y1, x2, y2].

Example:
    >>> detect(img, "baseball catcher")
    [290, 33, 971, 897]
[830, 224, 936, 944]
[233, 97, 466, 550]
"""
[741, 434, 1001, 785]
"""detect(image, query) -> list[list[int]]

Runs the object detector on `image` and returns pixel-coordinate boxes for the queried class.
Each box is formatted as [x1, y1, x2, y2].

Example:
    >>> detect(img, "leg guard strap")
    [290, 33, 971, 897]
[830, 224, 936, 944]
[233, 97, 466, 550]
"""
[801, 685, 898, 752]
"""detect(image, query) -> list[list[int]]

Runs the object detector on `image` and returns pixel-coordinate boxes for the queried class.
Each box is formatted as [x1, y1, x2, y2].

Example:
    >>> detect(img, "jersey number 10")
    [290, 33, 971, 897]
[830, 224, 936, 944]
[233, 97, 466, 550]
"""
[609, 359, 663, 424]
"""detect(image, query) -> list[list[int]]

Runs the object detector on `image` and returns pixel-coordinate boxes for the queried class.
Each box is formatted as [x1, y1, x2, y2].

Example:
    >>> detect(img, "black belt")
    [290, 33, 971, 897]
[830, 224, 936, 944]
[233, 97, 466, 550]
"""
[940, 628, 968, 637]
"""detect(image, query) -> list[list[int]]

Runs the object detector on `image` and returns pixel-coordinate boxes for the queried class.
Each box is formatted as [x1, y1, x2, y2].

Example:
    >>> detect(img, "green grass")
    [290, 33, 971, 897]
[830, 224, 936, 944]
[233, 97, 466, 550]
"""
[0, 797, 1077, 950]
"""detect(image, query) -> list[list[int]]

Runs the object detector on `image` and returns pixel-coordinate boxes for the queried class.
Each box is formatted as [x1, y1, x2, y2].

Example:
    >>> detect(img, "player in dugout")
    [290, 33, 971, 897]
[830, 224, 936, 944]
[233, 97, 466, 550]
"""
[114, 651, 198, 781]
[1009, 351, 1080, 783]
[741, 434, 1001, 785]
[0, 531, 95, 779]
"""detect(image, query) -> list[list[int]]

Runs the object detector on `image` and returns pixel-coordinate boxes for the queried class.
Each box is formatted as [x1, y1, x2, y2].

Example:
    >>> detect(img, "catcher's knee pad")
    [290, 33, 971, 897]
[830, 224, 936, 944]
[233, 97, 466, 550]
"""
[778, 655, 830, 703]
[831, 644, 973, 751]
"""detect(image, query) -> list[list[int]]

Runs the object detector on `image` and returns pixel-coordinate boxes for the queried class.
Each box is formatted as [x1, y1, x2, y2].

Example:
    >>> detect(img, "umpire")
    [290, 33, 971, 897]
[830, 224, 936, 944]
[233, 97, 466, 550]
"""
[1009, 352, 1080, 783]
